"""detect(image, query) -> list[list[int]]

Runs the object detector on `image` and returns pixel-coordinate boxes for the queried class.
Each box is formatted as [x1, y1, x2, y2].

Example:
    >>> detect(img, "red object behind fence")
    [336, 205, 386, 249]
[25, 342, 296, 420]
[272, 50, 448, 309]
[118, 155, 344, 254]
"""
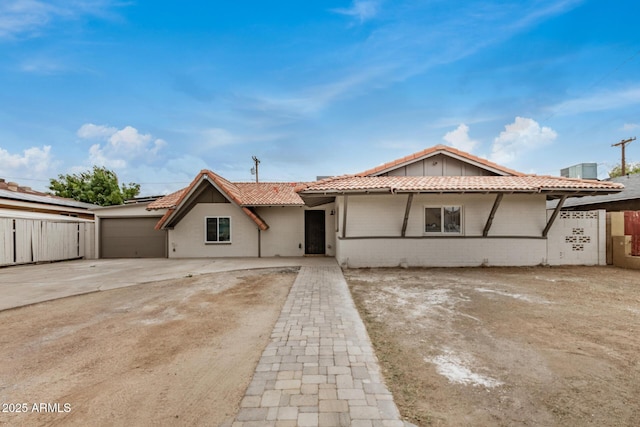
[624, 211, 640, 256]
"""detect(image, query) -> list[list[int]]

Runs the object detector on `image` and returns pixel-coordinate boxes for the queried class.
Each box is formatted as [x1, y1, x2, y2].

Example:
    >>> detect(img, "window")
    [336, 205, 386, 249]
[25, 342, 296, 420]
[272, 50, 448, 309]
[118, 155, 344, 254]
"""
[205, 217, 231, 243]
[425, 206, 462, 234]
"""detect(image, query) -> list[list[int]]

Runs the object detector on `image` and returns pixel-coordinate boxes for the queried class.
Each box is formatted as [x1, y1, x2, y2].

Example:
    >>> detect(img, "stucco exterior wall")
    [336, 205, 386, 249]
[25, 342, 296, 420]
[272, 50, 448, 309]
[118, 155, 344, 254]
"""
[94, 203, 164, 218]
[334, 193, 550, 267]
[336, 238, 548, 267]
[256, 204, 336, 257]
[168, 203, 259, 258]
[337, 193, 546, 238]
[258, 206, 304, 257]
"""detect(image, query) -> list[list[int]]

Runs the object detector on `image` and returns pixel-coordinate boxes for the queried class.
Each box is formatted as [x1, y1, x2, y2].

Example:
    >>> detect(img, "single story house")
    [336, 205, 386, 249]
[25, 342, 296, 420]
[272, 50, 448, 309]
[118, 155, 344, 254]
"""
[120, 145, 622, 267]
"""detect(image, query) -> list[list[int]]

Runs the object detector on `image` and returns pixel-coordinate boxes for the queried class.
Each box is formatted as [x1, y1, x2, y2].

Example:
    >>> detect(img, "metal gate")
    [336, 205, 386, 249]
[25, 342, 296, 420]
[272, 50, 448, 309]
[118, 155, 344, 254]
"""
[624, 211, 640, 256]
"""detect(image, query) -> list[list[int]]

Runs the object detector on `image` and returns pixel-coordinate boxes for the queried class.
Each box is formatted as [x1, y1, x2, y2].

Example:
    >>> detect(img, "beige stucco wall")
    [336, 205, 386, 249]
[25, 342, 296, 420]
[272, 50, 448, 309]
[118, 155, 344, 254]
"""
[258, 206, 304, 257]
[257, 204, 336, 257]
[167, 203, 336, 258]
[168, 203, 259, 258]
[336, 193, 546, 238]
[335, 193, 550, 267]
[337, 238, 548, 267]
[94, 203, 165, 218]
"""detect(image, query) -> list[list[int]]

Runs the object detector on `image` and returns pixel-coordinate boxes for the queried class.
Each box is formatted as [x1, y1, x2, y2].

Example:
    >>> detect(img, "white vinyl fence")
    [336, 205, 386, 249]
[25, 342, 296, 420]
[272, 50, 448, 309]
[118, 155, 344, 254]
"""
[0, 218, 95, 267]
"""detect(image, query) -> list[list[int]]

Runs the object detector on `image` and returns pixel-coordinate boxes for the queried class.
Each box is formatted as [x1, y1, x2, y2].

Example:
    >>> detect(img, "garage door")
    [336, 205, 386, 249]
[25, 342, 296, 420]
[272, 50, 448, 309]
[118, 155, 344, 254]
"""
[100, 217, 167, 258]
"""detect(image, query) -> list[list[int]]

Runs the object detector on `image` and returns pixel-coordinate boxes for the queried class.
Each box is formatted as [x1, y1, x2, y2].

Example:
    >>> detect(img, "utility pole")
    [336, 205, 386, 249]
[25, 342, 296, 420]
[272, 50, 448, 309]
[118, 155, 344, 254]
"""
[612, 137, 636, 176]
[251, 156, 260, 183]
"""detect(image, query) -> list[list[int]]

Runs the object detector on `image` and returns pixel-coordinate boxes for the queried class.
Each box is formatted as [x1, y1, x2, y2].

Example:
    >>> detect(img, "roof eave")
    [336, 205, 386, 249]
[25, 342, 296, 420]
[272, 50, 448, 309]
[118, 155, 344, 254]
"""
[300, 188, 541, 195]
[357, 145, 525, 177]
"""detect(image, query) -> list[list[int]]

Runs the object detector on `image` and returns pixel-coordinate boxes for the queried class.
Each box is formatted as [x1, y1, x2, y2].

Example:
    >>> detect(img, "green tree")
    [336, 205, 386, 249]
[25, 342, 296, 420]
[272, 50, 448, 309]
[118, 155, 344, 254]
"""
[48, 166, 141, 206]
[608, 162, 640, 178]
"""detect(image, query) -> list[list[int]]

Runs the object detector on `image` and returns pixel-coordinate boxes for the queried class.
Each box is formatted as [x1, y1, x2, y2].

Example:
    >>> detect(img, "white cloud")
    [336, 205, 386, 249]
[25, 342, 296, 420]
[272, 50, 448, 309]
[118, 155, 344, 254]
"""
[122, 155, 210, 196]
[490, 117, 557, 164]
[443, 124, 479, 152]
[77, 123, 117, 139]
[622, 123, 639, 131]
[552, 86, 640, 117]
[202, 128, 239, 148]
[78, 123, 167, 169]
[331, 0, 379, 23]
[247, 65, 391, 119]
[0, 0, 121, 39]
[0, 145, 55, 179]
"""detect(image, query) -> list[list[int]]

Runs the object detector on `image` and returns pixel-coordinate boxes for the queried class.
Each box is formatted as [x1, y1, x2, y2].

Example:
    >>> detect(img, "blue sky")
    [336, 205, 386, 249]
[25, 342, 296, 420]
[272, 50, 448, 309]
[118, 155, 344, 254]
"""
[1, 0, 639, 195]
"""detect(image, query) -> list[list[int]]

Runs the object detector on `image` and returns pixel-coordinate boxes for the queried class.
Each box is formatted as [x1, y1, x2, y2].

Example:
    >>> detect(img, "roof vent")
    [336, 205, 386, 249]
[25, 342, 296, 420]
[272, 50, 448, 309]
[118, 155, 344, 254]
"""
[7, 182, 19, 191]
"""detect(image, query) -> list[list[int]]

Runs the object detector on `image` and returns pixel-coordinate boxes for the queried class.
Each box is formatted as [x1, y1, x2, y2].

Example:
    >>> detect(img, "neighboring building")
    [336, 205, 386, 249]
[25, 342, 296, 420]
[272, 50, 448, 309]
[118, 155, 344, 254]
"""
[548, 173, 640, 212]
[137, 145, 622, 267]
[0, 178, 96, 219]
[0, 179, 97, 266]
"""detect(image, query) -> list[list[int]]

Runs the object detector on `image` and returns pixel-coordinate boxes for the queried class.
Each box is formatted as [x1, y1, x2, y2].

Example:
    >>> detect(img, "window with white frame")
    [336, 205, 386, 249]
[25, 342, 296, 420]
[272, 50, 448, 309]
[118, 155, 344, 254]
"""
[424, 206, 462, 234]
[205, 216, 231, 243]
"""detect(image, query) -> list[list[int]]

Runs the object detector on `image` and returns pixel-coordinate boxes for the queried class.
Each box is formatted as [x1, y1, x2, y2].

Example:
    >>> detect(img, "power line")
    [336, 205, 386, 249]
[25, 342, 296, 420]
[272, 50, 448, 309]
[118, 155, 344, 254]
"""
[542, 48, 640, 122]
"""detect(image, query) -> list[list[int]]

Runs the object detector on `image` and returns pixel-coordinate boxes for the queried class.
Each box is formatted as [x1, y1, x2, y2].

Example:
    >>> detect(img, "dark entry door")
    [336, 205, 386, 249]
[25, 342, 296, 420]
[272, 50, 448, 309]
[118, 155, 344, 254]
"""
[305, 210, 325, 255]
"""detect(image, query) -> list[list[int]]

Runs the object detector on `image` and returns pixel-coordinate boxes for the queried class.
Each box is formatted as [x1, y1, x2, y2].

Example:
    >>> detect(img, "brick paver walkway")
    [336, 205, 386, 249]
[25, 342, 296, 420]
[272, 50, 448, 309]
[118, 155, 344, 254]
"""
[231, 265, 408, 427]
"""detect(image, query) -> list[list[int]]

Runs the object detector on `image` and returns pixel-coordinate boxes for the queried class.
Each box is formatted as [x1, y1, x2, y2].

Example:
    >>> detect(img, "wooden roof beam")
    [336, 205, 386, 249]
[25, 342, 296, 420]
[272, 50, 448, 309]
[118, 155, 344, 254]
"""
[401, 193, 414, 237]
[483, 193, 503, 237]
[543, 194, 568, 237]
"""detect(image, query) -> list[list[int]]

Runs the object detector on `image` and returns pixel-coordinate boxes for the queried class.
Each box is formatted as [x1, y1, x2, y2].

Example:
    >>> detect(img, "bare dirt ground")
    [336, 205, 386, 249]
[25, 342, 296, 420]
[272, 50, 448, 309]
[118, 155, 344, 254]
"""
[0, 267, 297, 427]
[345, 266, 640, 427]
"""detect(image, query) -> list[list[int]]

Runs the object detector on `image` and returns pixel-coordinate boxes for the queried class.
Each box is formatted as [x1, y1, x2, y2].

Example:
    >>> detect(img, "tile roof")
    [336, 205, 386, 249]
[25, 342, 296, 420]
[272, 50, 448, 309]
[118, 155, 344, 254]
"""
[234, 182, 307, 205]
[356, 144, 525, 177]
[298, 175, 624, 195]
[148, 174, 305, 210]
[149, 170, 306, 230]
[147, 188, 186, 209]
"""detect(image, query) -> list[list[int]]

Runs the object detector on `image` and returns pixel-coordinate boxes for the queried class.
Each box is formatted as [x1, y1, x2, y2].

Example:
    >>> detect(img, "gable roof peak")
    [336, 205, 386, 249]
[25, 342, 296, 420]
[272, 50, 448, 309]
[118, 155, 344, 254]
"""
[357, 144, 525, 177]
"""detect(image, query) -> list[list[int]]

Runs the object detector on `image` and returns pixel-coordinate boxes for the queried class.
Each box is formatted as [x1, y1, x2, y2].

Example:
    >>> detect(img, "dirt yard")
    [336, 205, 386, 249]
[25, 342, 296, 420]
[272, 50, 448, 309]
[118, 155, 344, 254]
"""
[0, 267, 297, 427]
[346, 266, 640, 427]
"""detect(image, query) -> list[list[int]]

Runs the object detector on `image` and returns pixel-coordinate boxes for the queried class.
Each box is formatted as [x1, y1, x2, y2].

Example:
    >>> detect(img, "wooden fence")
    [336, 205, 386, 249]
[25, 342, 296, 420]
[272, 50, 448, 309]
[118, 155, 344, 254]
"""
[0, 218, 95, 267]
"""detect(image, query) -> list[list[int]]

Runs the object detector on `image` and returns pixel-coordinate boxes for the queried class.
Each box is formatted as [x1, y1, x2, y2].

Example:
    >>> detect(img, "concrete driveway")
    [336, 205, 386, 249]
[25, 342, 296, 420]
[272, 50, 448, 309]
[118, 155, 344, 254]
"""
[0, 257, 337, 311]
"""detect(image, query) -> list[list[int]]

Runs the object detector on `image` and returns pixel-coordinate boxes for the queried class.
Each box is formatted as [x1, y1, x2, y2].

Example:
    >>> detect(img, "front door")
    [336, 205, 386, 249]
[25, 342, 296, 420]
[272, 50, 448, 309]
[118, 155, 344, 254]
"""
[305, 210, 326, 255]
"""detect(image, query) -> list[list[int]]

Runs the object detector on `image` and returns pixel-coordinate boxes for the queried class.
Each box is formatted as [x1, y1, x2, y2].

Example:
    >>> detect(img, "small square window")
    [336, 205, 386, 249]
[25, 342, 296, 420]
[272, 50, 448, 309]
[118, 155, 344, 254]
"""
[205, 216, 231, 243]
[425, 206, 462, 234]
